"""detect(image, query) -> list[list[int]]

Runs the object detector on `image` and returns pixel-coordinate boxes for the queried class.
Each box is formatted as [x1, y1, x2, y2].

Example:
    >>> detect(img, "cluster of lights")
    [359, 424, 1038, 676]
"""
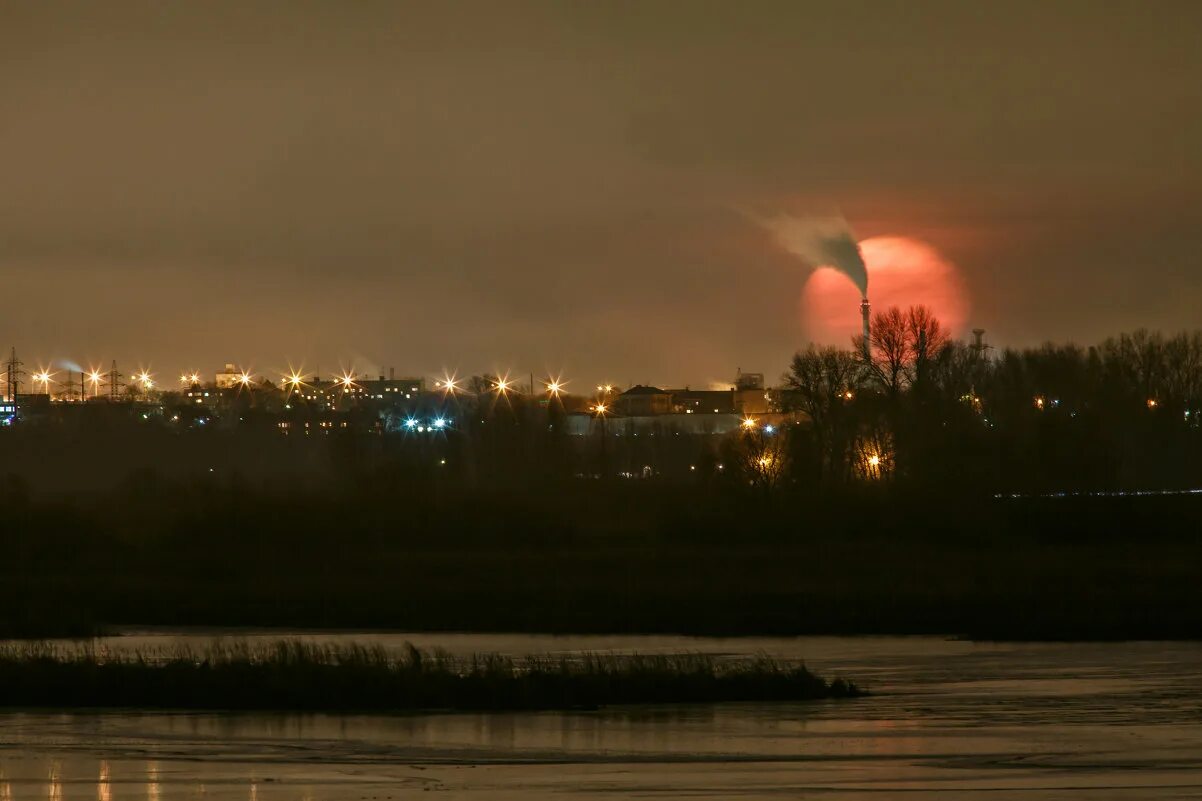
[403, 416, 450, 432]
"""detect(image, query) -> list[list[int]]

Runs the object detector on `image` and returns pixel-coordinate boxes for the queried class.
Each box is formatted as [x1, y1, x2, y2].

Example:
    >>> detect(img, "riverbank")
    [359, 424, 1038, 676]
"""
[6, 481, 1202, 641]
[0, 640, 860, 711]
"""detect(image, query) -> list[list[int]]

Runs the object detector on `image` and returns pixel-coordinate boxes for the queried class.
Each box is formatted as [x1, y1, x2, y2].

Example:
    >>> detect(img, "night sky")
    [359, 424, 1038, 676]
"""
[3, 2, 1199, 387]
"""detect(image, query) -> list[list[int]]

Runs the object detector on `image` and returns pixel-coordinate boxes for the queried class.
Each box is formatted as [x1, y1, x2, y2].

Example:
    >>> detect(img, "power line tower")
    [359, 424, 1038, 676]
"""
[107, 360, 125, 402]
[4, 347, 23, 402]
[971, 329, 994, 358]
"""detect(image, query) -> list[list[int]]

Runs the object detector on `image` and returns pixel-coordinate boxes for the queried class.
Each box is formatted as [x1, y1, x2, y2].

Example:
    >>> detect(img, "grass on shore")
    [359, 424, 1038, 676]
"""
[0, 640, 861, 711]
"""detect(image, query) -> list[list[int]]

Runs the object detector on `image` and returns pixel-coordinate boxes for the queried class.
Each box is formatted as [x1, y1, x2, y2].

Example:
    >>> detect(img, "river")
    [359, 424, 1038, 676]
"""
[1, 632, 1201, 799]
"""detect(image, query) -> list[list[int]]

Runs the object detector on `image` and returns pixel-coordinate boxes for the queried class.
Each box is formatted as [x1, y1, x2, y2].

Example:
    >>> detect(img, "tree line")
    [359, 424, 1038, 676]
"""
[775, 306, 1202, 494]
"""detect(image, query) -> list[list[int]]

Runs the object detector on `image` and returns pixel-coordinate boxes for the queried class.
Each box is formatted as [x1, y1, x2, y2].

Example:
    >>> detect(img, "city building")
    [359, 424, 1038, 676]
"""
[615, 385, 673, 416]
[215, 364, 246, 389]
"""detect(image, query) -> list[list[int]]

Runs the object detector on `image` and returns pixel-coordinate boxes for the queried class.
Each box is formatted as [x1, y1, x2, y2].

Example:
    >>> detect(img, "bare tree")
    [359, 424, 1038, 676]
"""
[860, 306, 910, 398]
[783, 345, 863, 481]
[906, 305, 951, 389]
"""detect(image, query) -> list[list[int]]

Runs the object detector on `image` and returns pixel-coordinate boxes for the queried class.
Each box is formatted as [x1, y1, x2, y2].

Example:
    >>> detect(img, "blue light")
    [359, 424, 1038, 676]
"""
[432, 417, 447, 429]
[764, 424, 775, 434]
[404, 417, 418, 429]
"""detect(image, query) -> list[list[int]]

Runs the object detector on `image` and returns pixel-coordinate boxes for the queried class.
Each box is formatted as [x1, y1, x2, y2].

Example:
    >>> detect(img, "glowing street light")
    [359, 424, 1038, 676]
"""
[32, 369, 53, 395]
[868, 454, 882, 468]
[338, 372, 356, 391]
[593, 403, 608, 415]
[238, 373, 253, 387]
[494, 377, 511, 393]
[88, 369, 103, 398]
[741, 416, 758, 430]
[545, 377, 564, 396]
[437, 374, 460, 394]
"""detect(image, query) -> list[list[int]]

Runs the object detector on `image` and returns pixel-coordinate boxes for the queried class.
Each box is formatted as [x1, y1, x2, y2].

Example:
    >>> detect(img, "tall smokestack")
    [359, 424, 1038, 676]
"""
[860, 297, 871, 359]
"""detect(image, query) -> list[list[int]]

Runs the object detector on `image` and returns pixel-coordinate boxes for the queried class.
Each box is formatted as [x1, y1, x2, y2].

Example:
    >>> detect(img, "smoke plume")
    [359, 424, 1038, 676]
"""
[759, 213, 869, 297]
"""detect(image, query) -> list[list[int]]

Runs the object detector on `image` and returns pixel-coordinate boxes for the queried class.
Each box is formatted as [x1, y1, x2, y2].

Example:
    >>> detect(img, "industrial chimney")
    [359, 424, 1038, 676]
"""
[860, 297, 871, 359]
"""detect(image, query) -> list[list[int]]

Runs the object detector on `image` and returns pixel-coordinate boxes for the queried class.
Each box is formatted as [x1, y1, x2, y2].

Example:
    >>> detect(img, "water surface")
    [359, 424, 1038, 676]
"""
[2, 633, 1200, 799]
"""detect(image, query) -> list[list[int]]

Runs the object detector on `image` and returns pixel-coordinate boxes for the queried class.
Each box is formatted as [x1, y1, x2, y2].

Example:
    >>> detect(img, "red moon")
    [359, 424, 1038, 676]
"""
[800, 236, 970, 345]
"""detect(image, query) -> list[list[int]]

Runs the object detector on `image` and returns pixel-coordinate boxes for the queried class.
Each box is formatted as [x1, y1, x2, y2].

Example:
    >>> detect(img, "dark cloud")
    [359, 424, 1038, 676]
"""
[1, 1, 1199, 384]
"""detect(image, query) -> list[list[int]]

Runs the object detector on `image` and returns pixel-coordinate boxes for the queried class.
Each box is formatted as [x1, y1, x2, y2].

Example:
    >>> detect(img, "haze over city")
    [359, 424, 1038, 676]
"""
[3, 2, 1199, 387]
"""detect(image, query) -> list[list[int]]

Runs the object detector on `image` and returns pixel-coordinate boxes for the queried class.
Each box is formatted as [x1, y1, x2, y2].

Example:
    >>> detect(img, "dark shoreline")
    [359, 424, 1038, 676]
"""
[6, 482, 1202, 643]
[0, 641, 861, 711]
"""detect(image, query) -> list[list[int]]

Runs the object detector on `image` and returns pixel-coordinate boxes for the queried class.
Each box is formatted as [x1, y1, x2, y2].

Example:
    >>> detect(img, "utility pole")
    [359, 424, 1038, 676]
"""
[4, 347, 23, 402]
[107, 360, 125, 402]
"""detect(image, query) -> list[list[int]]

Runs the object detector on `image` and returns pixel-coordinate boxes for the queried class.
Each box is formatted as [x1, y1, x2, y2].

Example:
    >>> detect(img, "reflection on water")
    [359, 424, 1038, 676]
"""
[98, 761, 111, 801]
[146, 761, 159, 801]
[47, 761, 60, 801]
[1, 635, 1201, 799]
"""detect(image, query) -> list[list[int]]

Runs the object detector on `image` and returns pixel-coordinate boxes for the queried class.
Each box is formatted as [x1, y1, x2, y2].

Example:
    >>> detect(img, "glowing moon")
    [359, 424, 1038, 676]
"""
[800, 236, 970, 344]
